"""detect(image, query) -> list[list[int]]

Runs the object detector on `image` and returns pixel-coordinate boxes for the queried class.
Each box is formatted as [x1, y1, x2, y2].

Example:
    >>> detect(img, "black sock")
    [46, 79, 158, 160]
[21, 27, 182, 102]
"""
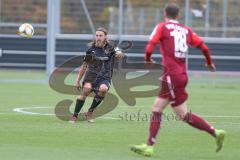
[88, 95, 104, 112]
[73, 99, 85, 117]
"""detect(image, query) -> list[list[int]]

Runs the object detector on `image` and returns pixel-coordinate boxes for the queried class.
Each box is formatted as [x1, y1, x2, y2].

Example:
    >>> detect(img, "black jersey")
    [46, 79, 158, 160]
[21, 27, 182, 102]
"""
[83, 42, 116, 83]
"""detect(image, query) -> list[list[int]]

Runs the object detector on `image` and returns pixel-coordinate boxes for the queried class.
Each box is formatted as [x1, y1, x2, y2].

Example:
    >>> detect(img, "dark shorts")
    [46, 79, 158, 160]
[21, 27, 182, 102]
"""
[83, 76, 111, 93]
[158, 73, 188, 107]
[92, 77, 111, 92]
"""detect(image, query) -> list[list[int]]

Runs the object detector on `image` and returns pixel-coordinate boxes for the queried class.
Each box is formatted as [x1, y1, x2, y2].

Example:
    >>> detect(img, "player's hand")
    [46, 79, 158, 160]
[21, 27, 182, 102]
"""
[75, 81, 81, 91]
[206, 63, 216, 72]
[115, 51, 125, 59]
[145, 58, 156, 64]
[144, 59, 156, 69]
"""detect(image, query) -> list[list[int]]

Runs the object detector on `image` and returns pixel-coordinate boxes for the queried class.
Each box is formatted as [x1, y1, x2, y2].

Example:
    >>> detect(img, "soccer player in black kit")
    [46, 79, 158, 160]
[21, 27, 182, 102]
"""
[69, 27, 124, 123]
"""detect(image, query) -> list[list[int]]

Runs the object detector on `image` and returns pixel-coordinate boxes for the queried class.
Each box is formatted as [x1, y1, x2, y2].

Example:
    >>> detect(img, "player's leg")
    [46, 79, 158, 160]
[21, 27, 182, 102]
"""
[130, 97, 169, 156]
[88, 83, 108, 112]
[170, 73, 217, 136]
[85, 81, 110, 122]
[147, 97, 169, 145]
[172, 101, 225, 152]
[130, 74, 172, 156]
[172, 101, 216, 135]
[69, 82, 92, 123]
[170, 72, 225, 152]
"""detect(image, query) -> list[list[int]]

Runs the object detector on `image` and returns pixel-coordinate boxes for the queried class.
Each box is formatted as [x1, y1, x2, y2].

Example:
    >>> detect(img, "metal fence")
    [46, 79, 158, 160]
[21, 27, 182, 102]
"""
[0, 0, 240, 76]
[0, 0, 240, 37]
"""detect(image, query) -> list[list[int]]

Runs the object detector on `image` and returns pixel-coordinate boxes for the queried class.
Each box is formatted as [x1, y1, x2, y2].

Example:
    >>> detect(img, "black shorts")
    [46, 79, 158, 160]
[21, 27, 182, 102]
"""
[93, 77, 111, 92]
[83, 76, 111, 93]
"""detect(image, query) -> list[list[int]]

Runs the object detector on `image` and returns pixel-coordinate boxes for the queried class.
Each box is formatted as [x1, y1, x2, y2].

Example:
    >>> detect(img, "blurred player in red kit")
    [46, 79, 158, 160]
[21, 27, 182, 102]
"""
[130, 2, 225, 157]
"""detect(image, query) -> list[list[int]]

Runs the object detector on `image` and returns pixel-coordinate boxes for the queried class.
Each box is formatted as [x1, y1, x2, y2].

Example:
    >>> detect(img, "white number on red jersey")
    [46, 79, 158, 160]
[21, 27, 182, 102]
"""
[170, 29, 188, 58]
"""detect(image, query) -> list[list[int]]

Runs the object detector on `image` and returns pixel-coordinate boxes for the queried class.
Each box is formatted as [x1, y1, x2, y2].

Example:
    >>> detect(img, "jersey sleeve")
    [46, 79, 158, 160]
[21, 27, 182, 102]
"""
[189, 29, 203, 47]
[84, 48, 94, 63]
[189, 29, 213, 65]
[145, 23, 164, 61]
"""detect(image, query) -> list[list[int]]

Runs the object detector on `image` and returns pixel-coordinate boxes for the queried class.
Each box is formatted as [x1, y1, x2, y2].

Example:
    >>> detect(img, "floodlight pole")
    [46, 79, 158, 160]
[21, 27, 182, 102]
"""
[118, 0, 124, 71]
[184, 0, 190, 26]
[222, 0, 228, 37]
[205, 0, 210, 37]
[80, 0, 95, 34]
[55, 0, 61, 34]
[46, 0, 57, 78]
[118, 0, 123, 42]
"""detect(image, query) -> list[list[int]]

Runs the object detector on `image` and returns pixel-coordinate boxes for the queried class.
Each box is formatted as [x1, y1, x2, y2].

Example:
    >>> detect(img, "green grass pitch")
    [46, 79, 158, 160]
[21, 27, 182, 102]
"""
[0, 69, 239, 160]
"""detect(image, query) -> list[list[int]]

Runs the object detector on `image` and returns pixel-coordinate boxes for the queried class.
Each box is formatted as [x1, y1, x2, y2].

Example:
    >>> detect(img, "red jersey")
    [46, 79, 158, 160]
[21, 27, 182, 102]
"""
[145, 20, 213, 75]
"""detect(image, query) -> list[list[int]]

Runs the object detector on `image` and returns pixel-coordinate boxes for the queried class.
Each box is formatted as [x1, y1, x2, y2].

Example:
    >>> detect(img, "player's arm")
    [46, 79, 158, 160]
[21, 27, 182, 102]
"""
[113, 41, 127, 59]
[190, 31, 216, 72]
[75, 61, 88, 90]
[145, 23, 163, 63]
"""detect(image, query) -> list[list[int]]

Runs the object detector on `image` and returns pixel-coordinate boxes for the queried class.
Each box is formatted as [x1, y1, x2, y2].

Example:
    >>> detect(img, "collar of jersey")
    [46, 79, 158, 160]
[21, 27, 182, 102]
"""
[168, 20, 179, 23]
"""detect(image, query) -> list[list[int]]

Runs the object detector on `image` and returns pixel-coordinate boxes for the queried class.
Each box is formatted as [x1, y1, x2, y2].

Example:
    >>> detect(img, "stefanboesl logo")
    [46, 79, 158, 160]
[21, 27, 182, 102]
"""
[49, 56, 172, 121]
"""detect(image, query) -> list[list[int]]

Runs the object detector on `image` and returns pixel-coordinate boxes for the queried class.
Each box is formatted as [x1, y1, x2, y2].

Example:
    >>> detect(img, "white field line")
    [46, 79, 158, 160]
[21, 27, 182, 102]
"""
[1, 110, 240, 125]
[1, 108, 240, 125]
[8, 106, 240, 118]
[11, 107, 120, 120]
[1, 106, 240, 122]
